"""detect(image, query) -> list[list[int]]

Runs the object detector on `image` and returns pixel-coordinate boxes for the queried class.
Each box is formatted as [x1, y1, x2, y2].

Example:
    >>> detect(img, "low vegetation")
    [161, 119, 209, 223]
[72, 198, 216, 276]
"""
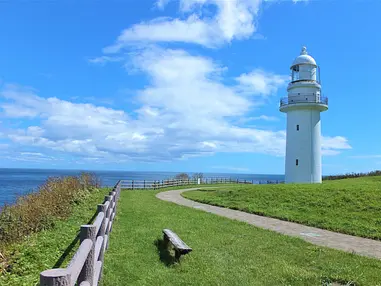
[183, 176, 381, 240]
[323, 170, 381, 180]
[102, 189, 381, 285]
[172, 172, 204, 181]
[0, 173, 103, 283]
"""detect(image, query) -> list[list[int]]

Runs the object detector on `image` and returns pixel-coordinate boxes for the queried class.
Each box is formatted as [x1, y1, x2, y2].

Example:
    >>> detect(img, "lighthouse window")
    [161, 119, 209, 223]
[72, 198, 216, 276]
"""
[296, 159, 299, 166]
[296, 125, 299, 131]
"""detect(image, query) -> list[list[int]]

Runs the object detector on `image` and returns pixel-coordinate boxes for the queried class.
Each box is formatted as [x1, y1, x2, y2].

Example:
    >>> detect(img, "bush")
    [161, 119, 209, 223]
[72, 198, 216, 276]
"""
[192, 173, 204, 180]
[174, 173, 190, 181]
[0, 172, 100, 247]
[323, 170, 381, 180]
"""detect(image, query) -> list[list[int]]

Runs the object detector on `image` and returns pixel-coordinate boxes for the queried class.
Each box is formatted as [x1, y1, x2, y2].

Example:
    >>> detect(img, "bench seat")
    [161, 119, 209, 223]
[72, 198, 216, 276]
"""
[163, 229, 192, 259]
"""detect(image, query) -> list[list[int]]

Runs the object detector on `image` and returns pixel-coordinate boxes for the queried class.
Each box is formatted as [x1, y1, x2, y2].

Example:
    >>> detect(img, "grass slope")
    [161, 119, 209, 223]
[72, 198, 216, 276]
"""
[182, 176, 381, 240]
[102, 189, 381, 285]
[0, 188, 110, 286]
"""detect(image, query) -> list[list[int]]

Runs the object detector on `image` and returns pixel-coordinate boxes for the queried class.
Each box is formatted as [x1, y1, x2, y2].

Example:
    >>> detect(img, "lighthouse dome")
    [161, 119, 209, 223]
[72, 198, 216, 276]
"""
[291, 46, 317, 67]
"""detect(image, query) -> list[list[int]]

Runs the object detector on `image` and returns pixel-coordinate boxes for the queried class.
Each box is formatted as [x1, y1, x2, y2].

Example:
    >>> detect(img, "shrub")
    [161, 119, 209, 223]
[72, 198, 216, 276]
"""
[0, 172, 100, 254]
[323, 170, 381, 180]
[174, 173, 190, 181]
[192, 173, 204, 180]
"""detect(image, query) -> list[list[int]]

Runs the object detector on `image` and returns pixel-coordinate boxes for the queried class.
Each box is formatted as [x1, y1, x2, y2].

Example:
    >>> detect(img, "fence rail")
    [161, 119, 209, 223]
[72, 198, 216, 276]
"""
[40, 180, 122, 286]
[120, 178, 283, 190]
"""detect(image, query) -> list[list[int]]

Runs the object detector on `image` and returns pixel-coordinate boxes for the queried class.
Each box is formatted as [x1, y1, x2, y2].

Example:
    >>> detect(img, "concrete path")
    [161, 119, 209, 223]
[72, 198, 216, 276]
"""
[157, 188, 381, 260]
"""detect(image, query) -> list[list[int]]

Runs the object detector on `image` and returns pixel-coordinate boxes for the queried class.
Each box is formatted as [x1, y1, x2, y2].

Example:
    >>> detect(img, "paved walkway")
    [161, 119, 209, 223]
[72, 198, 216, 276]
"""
[156, 188, 381, 260]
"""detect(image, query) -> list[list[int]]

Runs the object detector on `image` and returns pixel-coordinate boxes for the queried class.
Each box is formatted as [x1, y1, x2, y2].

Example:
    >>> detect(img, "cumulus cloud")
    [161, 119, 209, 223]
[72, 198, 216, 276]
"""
[0, 58, 284, 163]
[236, 69, 289, 96]
[1, 0, 350, 164]
[0, 44, 351, 163]
[132, 48, 251, 117]
[321, 136, 352, 156]
[104, 0, 262, 52]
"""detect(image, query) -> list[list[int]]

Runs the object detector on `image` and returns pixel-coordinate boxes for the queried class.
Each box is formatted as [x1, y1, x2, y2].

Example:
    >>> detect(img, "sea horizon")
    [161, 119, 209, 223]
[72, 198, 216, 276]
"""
[0, 167, 284, 176]
[0, 168, 285, 205]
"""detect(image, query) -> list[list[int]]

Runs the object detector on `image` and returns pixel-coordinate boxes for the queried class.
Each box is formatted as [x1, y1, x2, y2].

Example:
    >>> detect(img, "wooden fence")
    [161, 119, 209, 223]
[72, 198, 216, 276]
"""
[120, 177, 283, 190]
[39, 181, 122, 286]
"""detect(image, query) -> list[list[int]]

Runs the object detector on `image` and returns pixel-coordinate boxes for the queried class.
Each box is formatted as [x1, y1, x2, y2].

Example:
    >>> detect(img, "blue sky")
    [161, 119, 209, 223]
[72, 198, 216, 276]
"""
[0, 0, 380, 175]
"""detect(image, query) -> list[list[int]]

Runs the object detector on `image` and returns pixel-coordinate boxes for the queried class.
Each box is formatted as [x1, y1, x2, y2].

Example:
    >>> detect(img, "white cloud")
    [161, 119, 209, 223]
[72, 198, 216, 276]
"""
[252, 115, 278, 121]
[156, 0, 171, 9]
[322, 136, 351, 150]
[321, 136, 352, 156]
[236, 69, 289, 96]
[88, 56, 123, 65]
[235, 115, 279, 125]
[0, 48, 351, 162]
[212, 166, 250, 172]
[20, 152, 44, 156]
[349, 155, 381, 159]
[104, 0, 262, 52]
[133, 48, 251, 117]
[321, 149, 340, 156]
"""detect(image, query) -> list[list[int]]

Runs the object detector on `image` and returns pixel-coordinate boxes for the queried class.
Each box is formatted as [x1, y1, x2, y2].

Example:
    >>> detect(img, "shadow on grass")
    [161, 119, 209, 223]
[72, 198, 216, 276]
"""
[321, 276, 356, 286]
[154, 238, 178, 267]
[52, 210, 98, 268]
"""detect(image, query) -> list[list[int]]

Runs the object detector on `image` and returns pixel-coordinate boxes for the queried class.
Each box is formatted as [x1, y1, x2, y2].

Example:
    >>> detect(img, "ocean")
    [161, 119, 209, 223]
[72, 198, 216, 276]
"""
[0, 168, 284, 205]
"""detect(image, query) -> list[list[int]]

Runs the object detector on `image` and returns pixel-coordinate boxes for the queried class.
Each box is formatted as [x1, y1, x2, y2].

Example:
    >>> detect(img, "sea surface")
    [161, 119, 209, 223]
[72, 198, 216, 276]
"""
[0, 168, 284, 205]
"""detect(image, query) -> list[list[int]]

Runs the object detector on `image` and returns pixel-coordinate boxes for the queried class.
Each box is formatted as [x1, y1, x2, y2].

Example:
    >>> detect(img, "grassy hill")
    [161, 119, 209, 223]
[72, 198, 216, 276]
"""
[101, 189, 381, 285]
[182, 176, 381, 240]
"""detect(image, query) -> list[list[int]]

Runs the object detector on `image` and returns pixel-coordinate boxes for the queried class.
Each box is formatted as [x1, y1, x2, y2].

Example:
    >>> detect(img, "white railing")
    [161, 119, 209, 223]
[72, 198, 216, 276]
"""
[280, 95, 328, 107]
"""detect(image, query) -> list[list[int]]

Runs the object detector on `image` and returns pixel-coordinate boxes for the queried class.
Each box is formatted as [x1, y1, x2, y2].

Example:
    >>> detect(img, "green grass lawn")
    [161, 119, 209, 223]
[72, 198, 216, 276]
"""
[182, 176, 381, 240]
[102, 188, 381, 285]
[0, 187, 110, 286]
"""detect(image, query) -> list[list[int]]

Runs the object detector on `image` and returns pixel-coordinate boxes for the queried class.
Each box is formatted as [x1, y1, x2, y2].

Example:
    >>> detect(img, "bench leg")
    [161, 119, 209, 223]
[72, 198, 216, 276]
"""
[163, 235, 169, 249]
[175, 250, 181, 261]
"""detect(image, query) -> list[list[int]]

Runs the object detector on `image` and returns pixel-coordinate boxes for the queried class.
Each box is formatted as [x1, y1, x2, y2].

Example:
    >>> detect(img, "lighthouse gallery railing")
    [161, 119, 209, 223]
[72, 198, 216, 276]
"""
[280, 95, 328, 107]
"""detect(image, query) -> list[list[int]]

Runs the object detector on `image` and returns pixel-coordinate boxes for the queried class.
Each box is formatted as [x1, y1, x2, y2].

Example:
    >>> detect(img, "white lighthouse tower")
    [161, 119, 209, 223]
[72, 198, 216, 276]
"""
[280, 46, 328, 184]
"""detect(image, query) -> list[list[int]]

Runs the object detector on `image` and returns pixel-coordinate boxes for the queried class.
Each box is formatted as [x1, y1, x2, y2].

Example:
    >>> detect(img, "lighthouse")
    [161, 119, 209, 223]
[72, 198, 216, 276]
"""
[280, 46, 328, 184]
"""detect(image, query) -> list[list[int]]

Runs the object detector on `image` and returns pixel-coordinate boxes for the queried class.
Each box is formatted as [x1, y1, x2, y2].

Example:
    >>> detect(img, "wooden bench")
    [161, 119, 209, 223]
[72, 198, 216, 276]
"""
[163, 229, 192, 260]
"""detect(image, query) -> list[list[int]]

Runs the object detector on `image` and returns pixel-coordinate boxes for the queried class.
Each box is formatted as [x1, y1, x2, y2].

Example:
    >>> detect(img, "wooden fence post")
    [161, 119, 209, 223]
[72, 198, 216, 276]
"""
[104, 195, 112, 249]
[132, 180, 134, 190]
[116, 182, 121, 200]
[112, 191, 116, 226]
[78, 225, 96, 285]
[40, 269, 70, 286]
[97, 204, 107, 262]
[144, 180, 145, 189]
[109, 191, 116, 220]
[117, 182, 121, 199]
